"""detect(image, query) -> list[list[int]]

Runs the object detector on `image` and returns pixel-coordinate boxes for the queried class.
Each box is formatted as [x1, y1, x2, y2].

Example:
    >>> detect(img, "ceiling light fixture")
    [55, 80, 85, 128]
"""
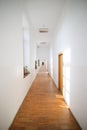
[40, 42, 47, 44]
[39, 28, 48, 33]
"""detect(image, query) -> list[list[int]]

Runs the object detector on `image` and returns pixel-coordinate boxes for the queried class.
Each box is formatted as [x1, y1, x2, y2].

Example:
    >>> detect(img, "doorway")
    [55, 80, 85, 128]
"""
[58, 54, 63, 94]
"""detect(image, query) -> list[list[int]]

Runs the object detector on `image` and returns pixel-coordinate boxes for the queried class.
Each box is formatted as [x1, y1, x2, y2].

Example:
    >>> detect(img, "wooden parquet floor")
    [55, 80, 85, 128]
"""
[9, 72, 81, 130]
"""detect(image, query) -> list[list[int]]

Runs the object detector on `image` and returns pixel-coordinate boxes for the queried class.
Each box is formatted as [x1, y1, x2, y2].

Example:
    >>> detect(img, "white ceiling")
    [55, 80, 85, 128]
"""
[25, 0, 65, 46]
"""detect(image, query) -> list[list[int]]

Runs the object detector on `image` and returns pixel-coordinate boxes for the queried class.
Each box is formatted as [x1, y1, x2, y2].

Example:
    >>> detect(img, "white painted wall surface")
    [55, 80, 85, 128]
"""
[37, 45, 49, 60]
[48, 1, 87, 130]
[48, 42, 54, 78]
[23, 14, 30, 67]
[0, 1, 37, 130]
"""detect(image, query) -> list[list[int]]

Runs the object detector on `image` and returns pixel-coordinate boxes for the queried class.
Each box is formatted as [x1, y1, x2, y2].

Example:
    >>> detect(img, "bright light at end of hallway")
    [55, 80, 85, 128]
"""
[63, 48, 71, 106]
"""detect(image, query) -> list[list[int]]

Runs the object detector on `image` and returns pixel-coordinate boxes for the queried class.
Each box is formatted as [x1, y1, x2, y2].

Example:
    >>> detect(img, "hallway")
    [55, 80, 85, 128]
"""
[0, 1, 87, 130]
[10, 70, 81, 130]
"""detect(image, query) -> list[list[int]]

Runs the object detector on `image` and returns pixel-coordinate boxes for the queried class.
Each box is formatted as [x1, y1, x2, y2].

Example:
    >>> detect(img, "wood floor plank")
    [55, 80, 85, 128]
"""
[9, 70, 81, 130]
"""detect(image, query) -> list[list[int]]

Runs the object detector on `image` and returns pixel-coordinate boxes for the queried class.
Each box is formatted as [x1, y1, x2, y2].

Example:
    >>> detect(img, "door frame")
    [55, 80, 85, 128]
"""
[58, 53, 63, 94]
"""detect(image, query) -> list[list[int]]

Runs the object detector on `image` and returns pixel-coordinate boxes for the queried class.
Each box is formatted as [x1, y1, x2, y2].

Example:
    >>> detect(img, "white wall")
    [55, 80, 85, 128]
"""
[48, 42, 54, 78]
[48, 1, 87, 130]
[37, 45, 49, 60]
[23, 14, 30, 67]
[0, 1, 37, 130]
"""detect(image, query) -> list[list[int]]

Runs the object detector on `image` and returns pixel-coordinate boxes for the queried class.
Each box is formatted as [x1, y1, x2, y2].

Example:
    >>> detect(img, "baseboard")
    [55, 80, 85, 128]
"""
[48, 73, 58, 89]
[9, 87, 32, 129]
[48, 73, 82, 130]
[9, 73, 37, 130]
[68, 108, 82, 130]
